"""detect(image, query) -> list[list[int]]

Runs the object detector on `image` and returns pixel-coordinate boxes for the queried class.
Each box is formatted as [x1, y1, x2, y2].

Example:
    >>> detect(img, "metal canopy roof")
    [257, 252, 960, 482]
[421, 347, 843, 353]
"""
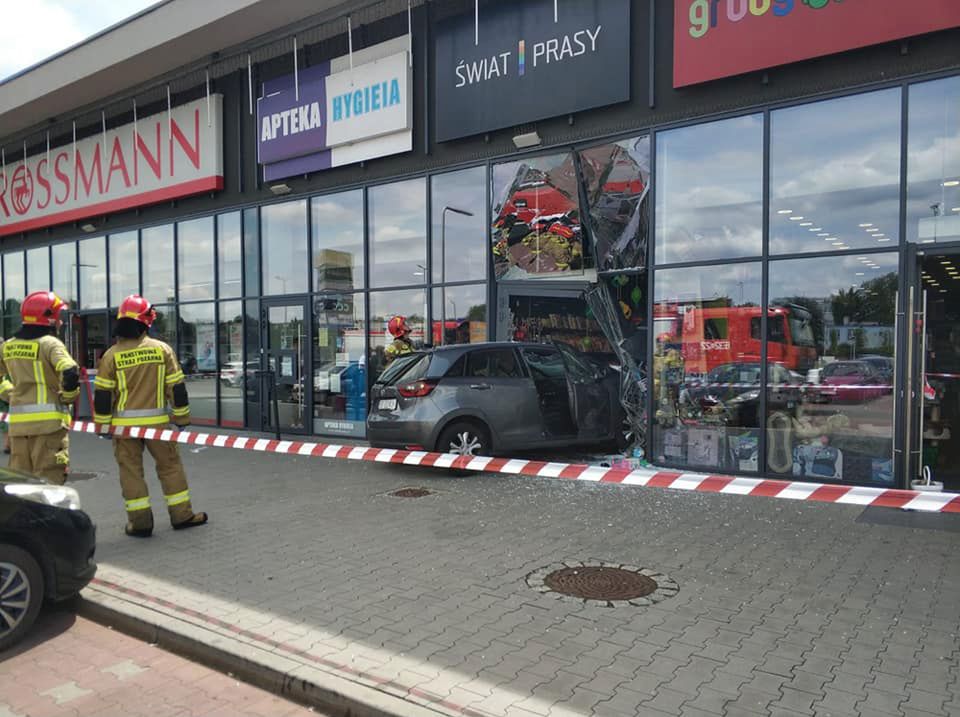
[0, 0, 407, 142]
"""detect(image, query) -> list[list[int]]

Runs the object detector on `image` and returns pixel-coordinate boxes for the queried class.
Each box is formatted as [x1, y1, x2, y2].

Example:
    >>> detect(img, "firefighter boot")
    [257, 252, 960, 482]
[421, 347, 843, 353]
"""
[113, 437, 155, 537]
[145, 439, 208, 530]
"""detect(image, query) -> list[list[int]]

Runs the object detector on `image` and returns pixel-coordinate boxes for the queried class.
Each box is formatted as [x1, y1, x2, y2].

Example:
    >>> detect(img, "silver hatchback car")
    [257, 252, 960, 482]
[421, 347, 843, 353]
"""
[367, 342, 624, 456]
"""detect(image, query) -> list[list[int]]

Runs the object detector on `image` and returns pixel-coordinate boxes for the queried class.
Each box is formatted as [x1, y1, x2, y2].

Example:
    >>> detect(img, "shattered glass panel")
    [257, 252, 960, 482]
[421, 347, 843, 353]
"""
[492, 153, 586, 280]
[579, 136, 650, 272]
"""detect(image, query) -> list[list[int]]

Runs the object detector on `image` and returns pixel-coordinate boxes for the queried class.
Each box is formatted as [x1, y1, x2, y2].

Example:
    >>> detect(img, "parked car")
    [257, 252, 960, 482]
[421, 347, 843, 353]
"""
[220, 360, 258, 389]
[816, 360, 890, 403]
[860, 355, 895, 382]
[0, 468, 97, 651]
[367, 342, 625, 456]
[682, 362, 804, 426]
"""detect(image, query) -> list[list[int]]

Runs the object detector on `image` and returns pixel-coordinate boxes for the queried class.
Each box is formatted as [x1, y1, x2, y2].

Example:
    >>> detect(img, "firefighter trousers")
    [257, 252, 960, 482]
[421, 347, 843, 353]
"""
[9, 429, 69, 485]
[113, 436, 195, 529]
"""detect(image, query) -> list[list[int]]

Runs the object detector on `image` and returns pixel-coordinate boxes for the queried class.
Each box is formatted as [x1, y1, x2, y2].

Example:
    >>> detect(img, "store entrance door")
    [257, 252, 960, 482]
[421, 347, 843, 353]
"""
[65, 311, 112, 418]
[260, 300, 309, 435]
[906, 245, 960, 491]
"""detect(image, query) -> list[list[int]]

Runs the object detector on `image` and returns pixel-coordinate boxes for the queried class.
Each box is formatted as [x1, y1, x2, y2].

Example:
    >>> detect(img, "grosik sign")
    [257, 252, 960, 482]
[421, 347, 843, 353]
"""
[0, 96, 223, 237]
[257, 37, 412, 181]
[674, 0, 960, 87]
[434, 0, 631, 142]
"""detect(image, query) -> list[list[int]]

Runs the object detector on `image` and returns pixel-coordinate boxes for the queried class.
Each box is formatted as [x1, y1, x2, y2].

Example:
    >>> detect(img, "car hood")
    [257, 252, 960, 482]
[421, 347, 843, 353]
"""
[0, 466, 51, 486]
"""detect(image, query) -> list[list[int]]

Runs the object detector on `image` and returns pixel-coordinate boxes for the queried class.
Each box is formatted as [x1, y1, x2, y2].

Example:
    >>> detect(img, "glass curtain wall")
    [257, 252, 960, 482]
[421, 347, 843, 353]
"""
[2, 252, 24, 338]
[109, 232, 139, 304]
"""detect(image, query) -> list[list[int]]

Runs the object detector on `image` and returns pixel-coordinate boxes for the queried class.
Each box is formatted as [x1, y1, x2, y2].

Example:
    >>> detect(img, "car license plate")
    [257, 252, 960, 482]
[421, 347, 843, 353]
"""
[378, 398, 397, 411]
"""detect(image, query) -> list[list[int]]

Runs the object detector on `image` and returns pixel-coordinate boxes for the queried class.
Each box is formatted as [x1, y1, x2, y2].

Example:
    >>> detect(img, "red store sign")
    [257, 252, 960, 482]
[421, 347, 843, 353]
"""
[674, 0, 960, 88]
[0, 95, 224, 237]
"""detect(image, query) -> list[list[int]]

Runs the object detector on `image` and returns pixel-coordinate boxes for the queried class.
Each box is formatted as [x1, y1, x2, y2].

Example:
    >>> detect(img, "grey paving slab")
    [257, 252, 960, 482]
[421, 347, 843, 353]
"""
[58, 433, 960, 717]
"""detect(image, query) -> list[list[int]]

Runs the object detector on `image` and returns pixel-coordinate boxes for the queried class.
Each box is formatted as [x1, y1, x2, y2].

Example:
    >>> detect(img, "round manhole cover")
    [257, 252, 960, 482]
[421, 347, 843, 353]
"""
[390, 488, 433, 498]
[527, 561, 678, 607]
[544, 566, 657, 601]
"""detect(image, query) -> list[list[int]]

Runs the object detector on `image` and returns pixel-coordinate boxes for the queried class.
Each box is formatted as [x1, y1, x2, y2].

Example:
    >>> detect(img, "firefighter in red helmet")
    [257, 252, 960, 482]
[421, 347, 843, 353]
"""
[0, 292, 79, 483]
[94, 295, 207, 537]
[384, 315, 414, 365]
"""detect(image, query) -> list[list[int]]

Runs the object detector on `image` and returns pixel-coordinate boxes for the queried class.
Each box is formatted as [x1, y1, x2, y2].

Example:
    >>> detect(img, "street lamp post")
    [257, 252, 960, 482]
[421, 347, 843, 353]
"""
[440, 206, 474, 343]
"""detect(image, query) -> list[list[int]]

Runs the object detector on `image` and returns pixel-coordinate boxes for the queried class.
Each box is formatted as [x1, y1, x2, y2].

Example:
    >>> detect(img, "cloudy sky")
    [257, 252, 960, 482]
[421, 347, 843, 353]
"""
[0, 0, 158, 81]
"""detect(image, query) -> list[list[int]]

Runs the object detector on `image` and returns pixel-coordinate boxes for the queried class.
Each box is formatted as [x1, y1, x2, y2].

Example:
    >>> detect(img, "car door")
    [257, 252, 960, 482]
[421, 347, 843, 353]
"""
[518, 346, 577, 439]
[456, 348, 543, 448]
[554, 343, 612, 440]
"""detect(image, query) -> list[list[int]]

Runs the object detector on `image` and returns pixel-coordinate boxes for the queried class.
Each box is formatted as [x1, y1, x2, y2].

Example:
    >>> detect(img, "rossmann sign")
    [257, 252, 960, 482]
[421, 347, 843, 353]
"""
[0, 95, 224, 237]
[674, 0, 960, 87]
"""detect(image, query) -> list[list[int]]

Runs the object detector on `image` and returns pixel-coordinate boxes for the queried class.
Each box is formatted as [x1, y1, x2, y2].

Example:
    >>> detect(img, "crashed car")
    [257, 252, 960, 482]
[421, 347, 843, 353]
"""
[367, 342, 626, 456]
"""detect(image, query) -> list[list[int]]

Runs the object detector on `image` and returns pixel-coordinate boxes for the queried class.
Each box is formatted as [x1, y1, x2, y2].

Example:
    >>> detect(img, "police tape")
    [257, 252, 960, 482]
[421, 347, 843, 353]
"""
[3, 414, 959, 513]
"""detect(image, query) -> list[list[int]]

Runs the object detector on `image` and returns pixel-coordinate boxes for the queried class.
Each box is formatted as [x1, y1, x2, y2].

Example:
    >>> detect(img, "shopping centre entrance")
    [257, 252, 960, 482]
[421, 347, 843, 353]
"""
[907, 246, 960, 491]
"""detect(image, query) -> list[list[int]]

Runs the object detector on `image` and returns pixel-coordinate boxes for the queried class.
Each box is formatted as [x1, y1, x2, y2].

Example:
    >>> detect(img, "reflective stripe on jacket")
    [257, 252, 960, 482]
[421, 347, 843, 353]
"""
[94, 335, 190, 428]
[0, 336, 78, 436]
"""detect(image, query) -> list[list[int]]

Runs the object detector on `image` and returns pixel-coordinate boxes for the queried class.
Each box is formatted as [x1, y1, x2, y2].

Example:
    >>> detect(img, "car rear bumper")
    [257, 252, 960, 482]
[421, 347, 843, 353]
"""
[366, 416, 437, 451]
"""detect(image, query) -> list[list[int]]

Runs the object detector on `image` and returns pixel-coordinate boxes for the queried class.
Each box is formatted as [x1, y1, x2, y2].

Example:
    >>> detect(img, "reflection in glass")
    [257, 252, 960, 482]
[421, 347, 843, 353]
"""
[492, 153, 584, 279]
[3, 252, 25, 336]
[262, 201, 308, 296]
[652, 263, 763, 472]
[579, 136, 650, 272]
[179, 302, 217, 424]
[767, 253, 898, 484]
[431, 284, 487, 345]
[178, 217, 215, 301]
[218, 301, 244, 427]
[243, 299, 259, 425]
[78, 236, 107, 309]
[265, 304, 306, 432]
[312, 191, 363, 292]
[51, 243, 77, 309]
[313, 293, 366, 436]
[656, 115, 763, 265]
[432, 168, 486, 283]
[908, 77, 960, 245]
[243, 208, 260, 296]
[770, 89, 901, 254]
[218, 213, 242, 299]
[142, 225, 175, 303]
[369, 290, 426, 379]
[149, 305, 177, 348]
[26, 247, 49, 293]
[369, 179, 426, 288]
[109, 232, 139, 304]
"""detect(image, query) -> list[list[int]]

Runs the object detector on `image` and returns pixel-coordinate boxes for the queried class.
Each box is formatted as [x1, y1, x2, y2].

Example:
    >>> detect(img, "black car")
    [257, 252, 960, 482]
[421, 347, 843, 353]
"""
[682, 362, 804, 426]
[368, 342, 625, 456]
[0, 467, 97, 651]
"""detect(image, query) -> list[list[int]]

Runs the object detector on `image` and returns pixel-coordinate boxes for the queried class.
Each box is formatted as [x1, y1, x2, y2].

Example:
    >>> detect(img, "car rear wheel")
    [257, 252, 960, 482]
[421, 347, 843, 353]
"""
[437, 421, 491, 466]
[0, 545, 44, 652]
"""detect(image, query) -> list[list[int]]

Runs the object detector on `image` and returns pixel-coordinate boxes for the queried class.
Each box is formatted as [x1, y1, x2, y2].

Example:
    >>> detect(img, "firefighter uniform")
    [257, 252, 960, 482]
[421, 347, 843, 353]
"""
[384, 315, 414, 365]
[0, 294, 79, 484]
[94, 303, 204, 534]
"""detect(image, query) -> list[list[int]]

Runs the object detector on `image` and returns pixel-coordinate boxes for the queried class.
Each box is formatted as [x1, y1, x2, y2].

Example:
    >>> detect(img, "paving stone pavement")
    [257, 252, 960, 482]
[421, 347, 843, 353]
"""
[55, 434, 960, 717]
[0, 605, 322, 717]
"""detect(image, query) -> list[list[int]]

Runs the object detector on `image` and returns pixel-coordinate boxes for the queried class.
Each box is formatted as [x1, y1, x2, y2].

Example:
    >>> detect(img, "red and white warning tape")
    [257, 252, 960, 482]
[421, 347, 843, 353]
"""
[5, 416, 959, 513]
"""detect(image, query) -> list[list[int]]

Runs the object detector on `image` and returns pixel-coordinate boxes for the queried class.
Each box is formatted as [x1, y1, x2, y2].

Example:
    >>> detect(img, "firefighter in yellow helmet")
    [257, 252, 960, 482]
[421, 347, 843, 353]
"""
[384, 315, 414, 365]
[94, 295, 207, 537]
[0, 292, 79, 483]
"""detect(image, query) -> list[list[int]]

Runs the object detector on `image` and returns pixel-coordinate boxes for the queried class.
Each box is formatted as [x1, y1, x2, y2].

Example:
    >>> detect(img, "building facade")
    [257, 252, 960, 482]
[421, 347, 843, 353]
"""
[0, 0, 958, 490]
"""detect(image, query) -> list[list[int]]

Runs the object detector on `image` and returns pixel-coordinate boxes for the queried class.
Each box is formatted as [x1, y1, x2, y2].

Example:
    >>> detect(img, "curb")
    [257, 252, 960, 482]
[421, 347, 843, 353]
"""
[77, 585, 443, 717]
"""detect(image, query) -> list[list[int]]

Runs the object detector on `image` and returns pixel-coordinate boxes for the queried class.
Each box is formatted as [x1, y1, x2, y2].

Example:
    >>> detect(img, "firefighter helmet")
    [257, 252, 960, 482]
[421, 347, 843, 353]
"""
[117, 294, 157, 328]
[21, 291, 68, 326]
[388, 315, 411, 338]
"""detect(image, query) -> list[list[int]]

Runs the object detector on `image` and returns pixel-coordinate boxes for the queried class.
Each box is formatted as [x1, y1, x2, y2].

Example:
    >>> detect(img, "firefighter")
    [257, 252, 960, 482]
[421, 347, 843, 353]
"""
[384, 315, 415, 365]
[0, 292, 79, 484]
[94, 295, 207, 537]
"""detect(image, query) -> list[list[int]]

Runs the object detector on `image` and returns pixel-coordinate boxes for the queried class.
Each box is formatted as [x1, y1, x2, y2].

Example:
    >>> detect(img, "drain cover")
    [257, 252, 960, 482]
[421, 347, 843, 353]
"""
[65, 471, 100, 482]
[390, 487, 433, 498]
[527, 561, 678, 607]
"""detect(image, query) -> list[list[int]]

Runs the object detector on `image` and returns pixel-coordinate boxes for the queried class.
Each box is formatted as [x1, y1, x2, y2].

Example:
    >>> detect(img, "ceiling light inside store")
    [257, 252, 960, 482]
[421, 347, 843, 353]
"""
[952, 207, 960, 212]
[818, 233, 829, 237]
[856, 272, 865, 276]
[809, 227, 822, 232]
[859, 223, 874, 228]
[789, 216, 804, 221]
[799, 222, 813, 226]
[778, 209, 793, 214]
[878, 238, 891, 242]
[943, 180, 960, 187]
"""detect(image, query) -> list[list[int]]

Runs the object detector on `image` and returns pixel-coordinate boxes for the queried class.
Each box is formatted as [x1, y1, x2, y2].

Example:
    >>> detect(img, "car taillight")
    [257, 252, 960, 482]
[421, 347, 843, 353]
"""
[397, 379, 437, 398]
